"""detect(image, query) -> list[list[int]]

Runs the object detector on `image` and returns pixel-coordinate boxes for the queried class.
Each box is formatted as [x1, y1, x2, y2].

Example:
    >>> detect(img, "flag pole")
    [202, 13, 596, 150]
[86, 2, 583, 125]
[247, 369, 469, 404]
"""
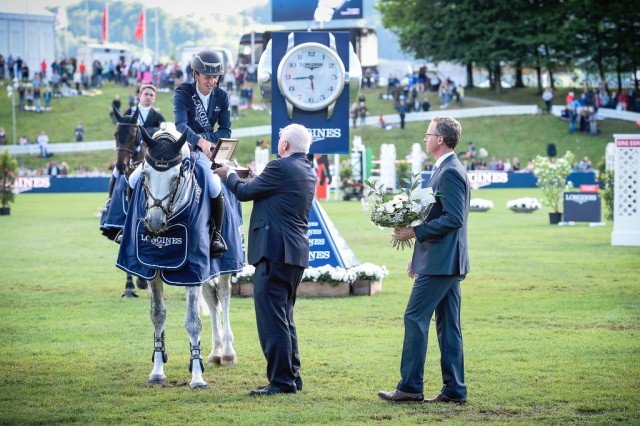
[143, 6, 147, 61]
[106, 2, 109, 42]
[154, 8, 159, 62]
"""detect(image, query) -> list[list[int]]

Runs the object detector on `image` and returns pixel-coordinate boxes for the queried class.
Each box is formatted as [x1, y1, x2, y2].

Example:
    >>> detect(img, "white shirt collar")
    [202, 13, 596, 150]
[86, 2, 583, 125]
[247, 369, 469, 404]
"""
[195, 85, 211, 111]
[434, 151, 455, 169]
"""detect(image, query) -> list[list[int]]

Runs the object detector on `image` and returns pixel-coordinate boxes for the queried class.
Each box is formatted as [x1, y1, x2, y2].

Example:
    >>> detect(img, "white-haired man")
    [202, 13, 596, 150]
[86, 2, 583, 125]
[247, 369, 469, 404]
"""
[214, 124, 316, 396]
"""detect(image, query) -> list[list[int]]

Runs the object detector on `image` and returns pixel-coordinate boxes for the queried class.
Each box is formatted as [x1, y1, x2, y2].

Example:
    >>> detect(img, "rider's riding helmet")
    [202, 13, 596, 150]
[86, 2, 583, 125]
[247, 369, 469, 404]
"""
[191, 50, 224, 77]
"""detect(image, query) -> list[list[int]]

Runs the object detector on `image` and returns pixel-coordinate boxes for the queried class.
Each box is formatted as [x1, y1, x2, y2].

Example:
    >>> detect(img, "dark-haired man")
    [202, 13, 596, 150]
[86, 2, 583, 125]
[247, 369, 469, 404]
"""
[379, 117, 470, 405]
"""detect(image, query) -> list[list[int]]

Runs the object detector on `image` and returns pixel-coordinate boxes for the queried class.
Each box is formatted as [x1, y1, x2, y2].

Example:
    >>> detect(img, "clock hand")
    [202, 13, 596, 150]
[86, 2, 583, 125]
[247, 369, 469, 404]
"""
[292, 76, 312, 80]
[310, 74, 314, 90]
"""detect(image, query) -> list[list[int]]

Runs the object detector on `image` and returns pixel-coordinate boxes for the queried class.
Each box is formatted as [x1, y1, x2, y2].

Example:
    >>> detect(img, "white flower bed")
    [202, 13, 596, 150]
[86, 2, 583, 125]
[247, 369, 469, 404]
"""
[230, 263, 389, 284]
[470, 198, 494, 210]
[506, 197, 541, 210]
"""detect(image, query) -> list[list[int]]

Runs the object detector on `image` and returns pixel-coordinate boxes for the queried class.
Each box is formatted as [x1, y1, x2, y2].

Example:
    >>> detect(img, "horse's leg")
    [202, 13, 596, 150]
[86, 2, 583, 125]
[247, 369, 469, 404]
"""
[147, 275, 167, 386]
[217, 274, 238, 366]
[135, 277, 149, 290]
[185, 286, 208, 390]
[122, 274, 139, 298]
[201, 279, 223, 365]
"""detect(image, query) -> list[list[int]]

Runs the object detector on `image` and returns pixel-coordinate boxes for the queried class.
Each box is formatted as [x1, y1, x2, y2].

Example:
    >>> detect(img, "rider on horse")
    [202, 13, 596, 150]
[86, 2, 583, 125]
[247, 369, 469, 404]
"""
[174, 49, 232, 259]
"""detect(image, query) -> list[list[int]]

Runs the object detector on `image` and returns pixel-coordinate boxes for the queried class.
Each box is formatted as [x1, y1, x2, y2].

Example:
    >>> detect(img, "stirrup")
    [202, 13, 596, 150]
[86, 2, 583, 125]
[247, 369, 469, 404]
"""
[189, 341, 205, 373]
[151, 331, 168, 364]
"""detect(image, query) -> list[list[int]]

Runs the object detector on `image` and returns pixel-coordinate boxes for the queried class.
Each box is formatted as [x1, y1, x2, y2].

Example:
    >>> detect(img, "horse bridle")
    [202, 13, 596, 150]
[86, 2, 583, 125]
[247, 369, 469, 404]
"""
[141, 156, 196, 235]
[115, 122, 141, 171]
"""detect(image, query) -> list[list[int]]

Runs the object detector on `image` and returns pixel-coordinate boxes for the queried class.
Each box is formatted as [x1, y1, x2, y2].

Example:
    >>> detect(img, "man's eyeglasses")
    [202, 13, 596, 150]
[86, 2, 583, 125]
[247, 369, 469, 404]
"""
[424, 133, 441, 138]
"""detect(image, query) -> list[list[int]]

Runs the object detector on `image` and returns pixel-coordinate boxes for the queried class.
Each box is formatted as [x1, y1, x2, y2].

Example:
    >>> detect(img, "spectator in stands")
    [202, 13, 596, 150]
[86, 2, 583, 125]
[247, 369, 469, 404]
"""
[512, 157, 520, 171]
[0, 128, 6, 145]
[18, 83, 25, 109]
[350, 102, 358, 128]
[358, 101, 368, 127]
[618, 91, 629, 111]
[397, 99, 409, 129]
[43, 86, 52, 110]
[37, 130, 49, 158]
[33, 83, 41, 112]
[74, 122, 85, 142]
[578, 156, 592, 171]
[542, 87, 553, 113]
[230, 90, 240, 120]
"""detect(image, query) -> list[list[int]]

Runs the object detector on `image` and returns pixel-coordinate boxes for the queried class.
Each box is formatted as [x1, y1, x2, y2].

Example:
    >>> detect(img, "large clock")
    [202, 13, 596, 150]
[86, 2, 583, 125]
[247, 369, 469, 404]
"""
[276, 33, 346, 119]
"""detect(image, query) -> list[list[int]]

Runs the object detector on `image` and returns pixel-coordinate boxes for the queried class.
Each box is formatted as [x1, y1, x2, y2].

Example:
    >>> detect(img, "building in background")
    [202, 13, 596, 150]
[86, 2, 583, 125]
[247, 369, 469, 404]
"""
[0, 3, 56, 79]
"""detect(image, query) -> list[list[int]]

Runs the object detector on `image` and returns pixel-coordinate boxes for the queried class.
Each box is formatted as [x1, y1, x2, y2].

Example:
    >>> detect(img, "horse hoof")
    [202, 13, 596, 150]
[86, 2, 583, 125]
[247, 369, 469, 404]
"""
[220, 355, 238, 366]
[122, 290, 139, 298]
[146, 375, 167, 386]
[190, 382, 209, 390]
[208, 355, 222, 365]
[135, 278, 149, 290]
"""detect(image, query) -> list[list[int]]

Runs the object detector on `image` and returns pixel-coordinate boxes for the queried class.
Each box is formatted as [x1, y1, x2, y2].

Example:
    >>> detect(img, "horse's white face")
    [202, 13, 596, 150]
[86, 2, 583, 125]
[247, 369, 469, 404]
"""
[142, 160, 182, 235]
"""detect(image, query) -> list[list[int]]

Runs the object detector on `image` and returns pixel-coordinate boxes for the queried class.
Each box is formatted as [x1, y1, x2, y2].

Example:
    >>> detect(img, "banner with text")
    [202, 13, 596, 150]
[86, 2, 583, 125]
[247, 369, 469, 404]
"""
[308, 200, 359, 268]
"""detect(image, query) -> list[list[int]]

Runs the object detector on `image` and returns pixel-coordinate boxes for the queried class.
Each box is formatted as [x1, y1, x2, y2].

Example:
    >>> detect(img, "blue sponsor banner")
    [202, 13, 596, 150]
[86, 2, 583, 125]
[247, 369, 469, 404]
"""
[271, 31, 351, 155]
[14, 176, 109, 193]
[420, 171, 598, 190]
[563, 192, 601, 222]
[272, 0, 363, 22]
[308, 200, 359, 268]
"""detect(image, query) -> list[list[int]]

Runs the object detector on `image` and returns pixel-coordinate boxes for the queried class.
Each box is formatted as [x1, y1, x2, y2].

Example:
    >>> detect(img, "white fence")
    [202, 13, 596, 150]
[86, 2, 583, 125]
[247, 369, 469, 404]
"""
[551, 105, 640, 123]
[9, 104, 637, 156]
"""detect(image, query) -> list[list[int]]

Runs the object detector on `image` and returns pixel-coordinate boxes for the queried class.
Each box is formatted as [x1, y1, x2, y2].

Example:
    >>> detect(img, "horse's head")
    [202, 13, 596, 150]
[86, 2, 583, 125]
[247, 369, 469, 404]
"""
[113, 106, 140, 174]
[140, 123, 189, 235]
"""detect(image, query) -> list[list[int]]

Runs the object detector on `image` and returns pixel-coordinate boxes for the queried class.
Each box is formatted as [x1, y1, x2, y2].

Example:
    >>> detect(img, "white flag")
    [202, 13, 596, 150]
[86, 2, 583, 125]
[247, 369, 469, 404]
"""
[55, 6, 69, 30]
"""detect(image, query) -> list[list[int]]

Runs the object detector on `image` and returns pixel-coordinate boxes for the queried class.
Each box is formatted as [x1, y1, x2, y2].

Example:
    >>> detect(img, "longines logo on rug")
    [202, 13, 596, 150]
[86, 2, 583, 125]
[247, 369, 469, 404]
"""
[13, 177, 51, 193]
[140, 234, 183, 249]
[467, 172, 509, 190]
[565, 193, 598, 205]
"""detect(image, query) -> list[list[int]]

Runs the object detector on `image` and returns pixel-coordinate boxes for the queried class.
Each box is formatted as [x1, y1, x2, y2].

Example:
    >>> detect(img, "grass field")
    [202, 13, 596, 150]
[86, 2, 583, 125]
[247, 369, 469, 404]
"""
[0, 191, 638, 424]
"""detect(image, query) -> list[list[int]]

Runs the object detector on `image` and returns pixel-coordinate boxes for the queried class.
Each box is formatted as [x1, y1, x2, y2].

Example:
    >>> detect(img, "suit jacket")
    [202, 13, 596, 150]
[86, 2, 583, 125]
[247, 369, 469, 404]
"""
[173, 82, 231, 149]
[226, 153, 316, 267]
[412, 154, 470, 276]
[124, 106, 165, 132]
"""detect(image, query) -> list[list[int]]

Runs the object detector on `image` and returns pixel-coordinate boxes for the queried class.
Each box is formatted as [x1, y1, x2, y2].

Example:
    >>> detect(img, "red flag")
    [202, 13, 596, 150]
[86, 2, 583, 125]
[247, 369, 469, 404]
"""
[134, 9, 145, 42]
[102, 5, 108, 42]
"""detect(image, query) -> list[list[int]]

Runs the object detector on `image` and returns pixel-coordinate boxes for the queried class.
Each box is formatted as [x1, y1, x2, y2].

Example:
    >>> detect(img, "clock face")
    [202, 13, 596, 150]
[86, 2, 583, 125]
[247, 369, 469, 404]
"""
[277, 42, 346, 111]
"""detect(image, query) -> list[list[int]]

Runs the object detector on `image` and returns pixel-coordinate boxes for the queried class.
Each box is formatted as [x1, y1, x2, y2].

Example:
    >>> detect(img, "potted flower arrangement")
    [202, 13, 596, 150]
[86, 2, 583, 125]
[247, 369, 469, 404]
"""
[532, 151, 575, 224]
[348, 263, 389, 296]
[507, 197, 541, 213]
[0, 149, 19, 216]
[230, 263, 389, 297]
[469, 198, 494, 212]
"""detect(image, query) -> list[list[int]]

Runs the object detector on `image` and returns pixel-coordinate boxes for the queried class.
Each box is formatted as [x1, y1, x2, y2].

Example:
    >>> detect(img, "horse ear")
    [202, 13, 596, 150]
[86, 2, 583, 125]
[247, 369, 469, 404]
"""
[112, 106, 123, 123]
[176, 129, 188, 147]
[140, 126, 155, 148]
[132, 107, 140, 121]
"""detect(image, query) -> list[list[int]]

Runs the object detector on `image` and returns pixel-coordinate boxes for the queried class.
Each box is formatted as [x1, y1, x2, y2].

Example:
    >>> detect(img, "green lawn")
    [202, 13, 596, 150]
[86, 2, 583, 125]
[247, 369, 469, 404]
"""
[0, 191, 638, 424]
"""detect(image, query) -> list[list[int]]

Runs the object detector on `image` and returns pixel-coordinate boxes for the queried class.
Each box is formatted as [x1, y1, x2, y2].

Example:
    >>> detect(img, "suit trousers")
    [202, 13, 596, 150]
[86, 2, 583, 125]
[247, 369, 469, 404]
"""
[253, 259, 304, 391]
[397, 274, 467, 399]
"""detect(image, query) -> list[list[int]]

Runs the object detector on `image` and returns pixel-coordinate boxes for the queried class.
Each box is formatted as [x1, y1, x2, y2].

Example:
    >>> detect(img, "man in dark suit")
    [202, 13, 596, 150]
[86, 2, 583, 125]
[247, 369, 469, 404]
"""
[213, 124, 316, 396]
[379, 116, 470, 404]
[124, 84, 166, 135]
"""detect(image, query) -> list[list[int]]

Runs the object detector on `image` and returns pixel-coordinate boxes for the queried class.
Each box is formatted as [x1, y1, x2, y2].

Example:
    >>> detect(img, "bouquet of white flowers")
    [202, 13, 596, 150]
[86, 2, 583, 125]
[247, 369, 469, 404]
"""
[362, 173, 439, 249]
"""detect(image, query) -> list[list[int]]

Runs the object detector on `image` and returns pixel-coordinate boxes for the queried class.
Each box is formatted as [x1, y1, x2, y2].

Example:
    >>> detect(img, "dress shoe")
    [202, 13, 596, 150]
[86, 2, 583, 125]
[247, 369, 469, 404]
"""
[257, 381, 302, 392]
[424, 392, 466, 405]
[249, 385, 296, 396]
[378, 390, 424, 403]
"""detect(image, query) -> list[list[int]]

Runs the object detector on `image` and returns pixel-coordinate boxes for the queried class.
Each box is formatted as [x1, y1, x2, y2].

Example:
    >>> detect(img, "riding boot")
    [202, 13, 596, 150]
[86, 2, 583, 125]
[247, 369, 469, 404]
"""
[209, 193, 228, 258]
